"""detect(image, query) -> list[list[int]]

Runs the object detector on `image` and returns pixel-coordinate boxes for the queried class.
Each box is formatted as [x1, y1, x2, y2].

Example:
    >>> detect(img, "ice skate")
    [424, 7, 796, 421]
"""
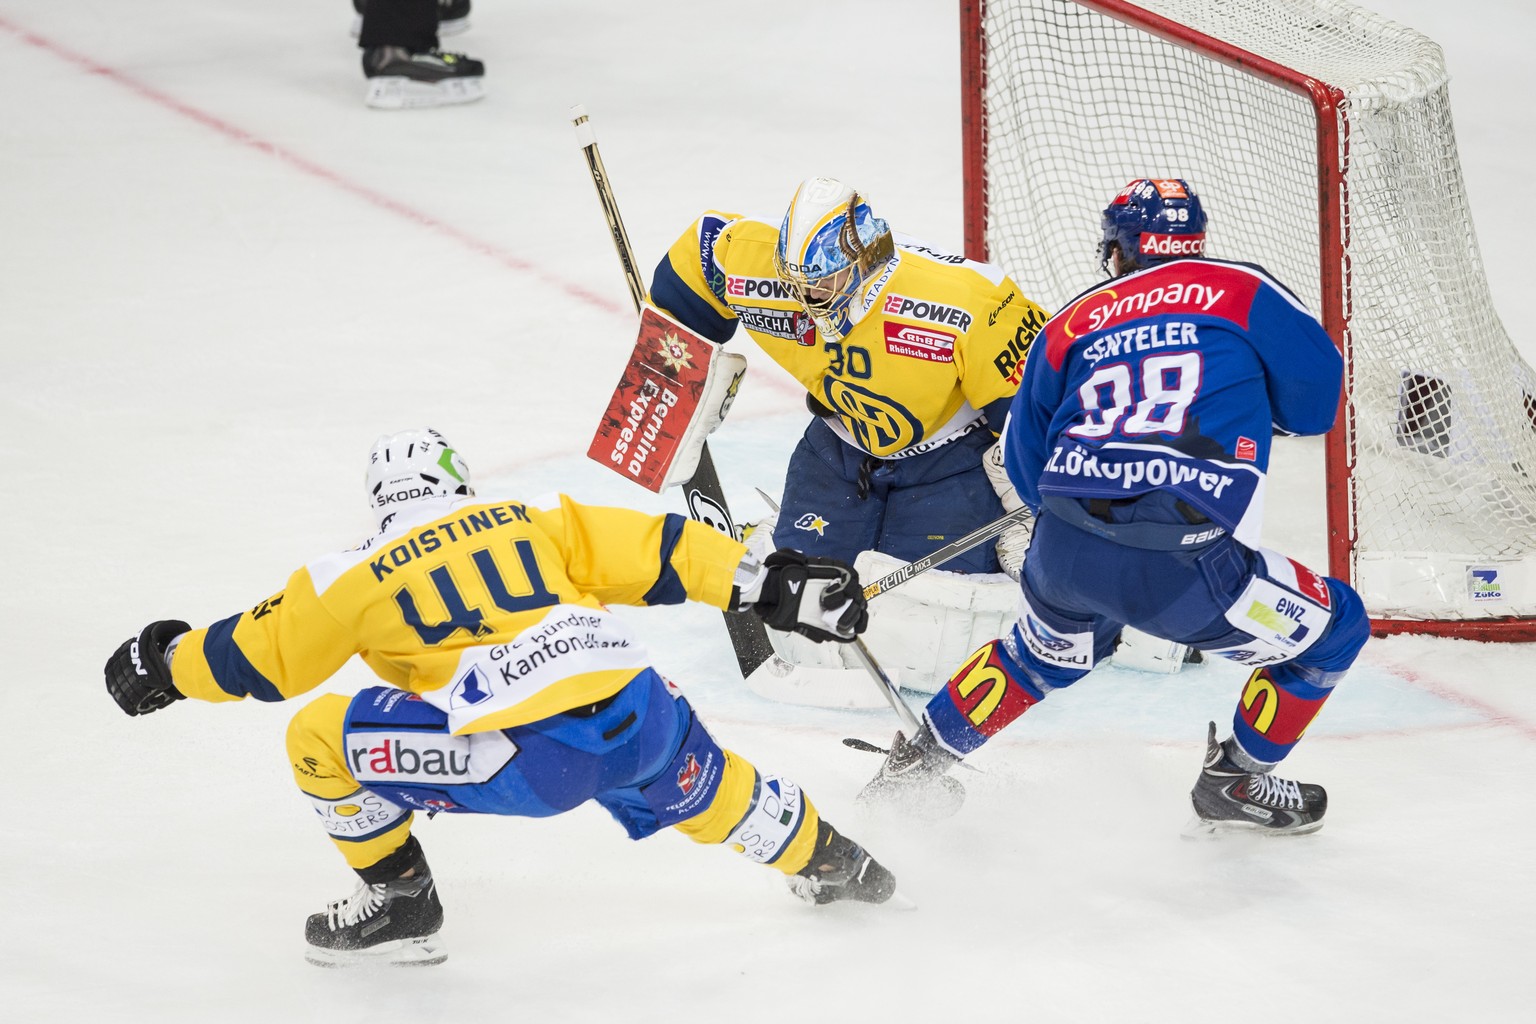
[1187, 722, 1327, 836]
[787, 819, 900, 907]
[362, 46, 485, 110]
[304, 861, 446, 967]
[858, 726, 966, 820]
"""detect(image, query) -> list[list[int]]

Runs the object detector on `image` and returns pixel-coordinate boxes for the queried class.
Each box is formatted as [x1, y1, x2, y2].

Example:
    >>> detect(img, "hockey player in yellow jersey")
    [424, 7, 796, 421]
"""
[649, 177, 1050, 695]
[104, 428, 898, 967]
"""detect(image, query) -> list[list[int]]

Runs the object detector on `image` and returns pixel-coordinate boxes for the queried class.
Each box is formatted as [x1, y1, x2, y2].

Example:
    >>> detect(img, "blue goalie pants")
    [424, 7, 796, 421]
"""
[773, 416, 1004, 573]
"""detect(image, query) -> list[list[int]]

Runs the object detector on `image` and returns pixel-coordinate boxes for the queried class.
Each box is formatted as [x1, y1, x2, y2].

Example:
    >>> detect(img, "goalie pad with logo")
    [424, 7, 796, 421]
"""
[588, 304, 747, 492]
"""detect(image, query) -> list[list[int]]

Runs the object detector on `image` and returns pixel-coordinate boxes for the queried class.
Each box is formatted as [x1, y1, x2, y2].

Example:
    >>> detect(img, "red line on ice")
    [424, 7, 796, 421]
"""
[0, 15, 627, 316]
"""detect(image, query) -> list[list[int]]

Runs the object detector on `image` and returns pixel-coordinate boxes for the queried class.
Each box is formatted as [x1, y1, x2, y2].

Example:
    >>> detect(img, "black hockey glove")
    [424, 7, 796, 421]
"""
[748, 550, 869, 643]
[104, 619, 190, 717]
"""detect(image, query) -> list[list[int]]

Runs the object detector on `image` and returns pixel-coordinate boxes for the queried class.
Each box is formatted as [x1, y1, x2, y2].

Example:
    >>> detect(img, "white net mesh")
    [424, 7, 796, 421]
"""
[977, 0, 1536, 625]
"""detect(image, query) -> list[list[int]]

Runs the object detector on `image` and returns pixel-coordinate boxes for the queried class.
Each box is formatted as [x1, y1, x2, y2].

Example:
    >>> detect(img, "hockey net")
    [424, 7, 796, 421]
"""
[963, 0, 1536, 639]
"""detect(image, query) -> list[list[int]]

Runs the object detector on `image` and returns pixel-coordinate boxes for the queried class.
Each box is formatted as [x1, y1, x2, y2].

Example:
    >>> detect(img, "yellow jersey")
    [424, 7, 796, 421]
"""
[651, 212, 1048, 457]
[169, 495, 746, 732]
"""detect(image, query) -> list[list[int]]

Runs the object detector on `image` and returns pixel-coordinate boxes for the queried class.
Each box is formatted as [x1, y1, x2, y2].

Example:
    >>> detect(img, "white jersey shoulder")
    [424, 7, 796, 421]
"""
[305, 496, 479, 594]
[893, 232, 1008, 286]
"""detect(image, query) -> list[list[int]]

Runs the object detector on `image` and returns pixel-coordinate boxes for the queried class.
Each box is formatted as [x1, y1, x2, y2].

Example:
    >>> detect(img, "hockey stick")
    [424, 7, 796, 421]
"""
[751, 489, 921, 733]
[751, 488, 1033, 605]
[861, 506, 1035, 600]
[571, 105, 776, 678]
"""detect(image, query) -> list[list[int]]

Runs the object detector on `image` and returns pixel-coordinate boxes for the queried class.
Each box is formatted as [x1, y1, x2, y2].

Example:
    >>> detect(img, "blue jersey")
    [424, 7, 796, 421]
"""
[1003, 258, 1341, 547]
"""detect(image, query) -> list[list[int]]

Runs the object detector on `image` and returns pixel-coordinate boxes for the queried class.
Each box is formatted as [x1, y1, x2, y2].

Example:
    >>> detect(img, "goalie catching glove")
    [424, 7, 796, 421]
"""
[735, 550, 869, 643]
[104, 619, 189, 716]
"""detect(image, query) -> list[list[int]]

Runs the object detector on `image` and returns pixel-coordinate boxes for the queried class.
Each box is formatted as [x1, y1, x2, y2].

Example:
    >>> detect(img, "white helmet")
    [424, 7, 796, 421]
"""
[773, 177, 893, 339]
[365, 427, 473, 528]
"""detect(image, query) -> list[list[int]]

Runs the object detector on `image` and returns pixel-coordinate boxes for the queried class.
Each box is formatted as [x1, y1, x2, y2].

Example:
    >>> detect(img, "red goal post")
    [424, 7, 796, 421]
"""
[960, 0, 1536, 640]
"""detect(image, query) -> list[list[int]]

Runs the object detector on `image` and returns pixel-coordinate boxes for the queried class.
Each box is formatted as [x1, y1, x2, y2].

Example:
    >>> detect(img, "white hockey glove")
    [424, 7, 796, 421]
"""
[982, 439, 1034, 580]
[736, 549, 869, 643]
[1113, 627, 1193, 675]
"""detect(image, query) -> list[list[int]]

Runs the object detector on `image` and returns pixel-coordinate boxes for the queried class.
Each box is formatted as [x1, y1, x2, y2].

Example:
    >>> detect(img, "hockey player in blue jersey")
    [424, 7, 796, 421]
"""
[862, 179, 1371, 834]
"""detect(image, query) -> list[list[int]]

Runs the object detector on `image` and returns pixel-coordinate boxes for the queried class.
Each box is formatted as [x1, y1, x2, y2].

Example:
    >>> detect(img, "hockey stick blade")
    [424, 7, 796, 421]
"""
[842, 737, 889, 754]
[841, 735, 982, 773]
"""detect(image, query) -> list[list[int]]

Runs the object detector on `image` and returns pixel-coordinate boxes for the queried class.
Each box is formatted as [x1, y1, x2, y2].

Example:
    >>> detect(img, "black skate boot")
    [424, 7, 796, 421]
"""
[304, 838, 446, 967]
[787, 819, 898, 906]
[857, 725, 966, 820]
[362, 45, 486, 110]
[352, 0, 472, 38]
[1188, 722, 1327, 836]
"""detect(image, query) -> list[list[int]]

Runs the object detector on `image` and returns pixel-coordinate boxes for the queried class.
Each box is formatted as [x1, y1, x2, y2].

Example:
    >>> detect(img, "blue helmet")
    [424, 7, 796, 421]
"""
[1099, 178, 1207, 273]
[774, 177, 894, 339]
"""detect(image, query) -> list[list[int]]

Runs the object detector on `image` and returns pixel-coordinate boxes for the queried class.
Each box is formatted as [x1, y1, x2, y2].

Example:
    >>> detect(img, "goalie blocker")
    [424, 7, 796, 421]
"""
[588, 305, 747, 495]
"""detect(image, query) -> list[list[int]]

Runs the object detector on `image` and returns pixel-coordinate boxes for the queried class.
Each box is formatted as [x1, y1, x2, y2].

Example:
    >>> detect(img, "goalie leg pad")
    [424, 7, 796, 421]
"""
[855, 549, 1020, 694]
[1112, 627, 1192, 675]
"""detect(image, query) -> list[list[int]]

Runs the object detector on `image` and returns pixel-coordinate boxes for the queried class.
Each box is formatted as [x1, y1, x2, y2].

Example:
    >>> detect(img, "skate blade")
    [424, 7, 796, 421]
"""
[304, 933, 447, 968]
[886, 889, 919, 912]
[1181, 815, 1324, 839]
[365, 76, 487, 111]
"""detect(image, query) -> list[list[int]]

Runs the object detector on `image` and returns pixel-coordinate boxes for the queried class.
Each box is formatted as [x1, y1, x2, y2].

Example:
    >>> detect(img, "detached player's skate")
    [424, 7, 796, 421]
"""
[858, 726, 966, 820]
[787, 820, 899, 906]
[1187, 722, 1327, 836]
[304, 846, 446, 967]
[362, 46, 486, 110]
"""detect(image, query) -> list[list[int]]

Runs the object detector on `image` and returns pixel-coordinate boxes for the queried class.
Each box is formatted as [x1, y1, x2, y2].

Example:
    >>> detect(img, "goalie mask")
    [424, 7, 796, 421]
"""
[774, 177, 894, 340]
[1099, 178, 1208, 274]
[365, 427, 473, 528]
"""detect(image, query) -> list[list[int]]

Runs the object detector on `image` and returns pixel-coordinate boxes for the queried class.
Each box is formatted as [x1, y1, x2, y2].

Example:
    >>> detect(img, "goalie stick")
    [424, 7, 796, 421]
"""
[571, 105, 775, 678]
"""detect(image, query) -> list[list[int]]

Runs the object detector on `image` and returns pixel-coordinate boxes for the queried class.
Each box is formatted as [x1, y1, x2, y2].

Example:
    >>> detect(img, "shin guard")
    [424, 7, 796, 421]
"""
[923, 639, 1043, 756]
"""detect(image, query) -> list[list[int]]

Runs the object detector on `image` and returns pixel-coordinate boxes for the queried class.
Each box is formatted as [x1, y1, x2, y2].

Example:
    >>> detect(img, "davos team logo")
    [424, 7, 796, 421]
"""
[822, 378, 924, 454]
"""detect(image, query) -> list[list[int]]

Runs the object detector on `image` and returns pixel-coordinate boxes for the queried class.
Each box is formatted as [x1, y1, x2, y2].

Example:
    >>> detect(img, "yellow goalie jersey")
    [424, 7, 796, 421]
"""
[167, 496, 746, 732]
[649, 211, 1049, 456]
